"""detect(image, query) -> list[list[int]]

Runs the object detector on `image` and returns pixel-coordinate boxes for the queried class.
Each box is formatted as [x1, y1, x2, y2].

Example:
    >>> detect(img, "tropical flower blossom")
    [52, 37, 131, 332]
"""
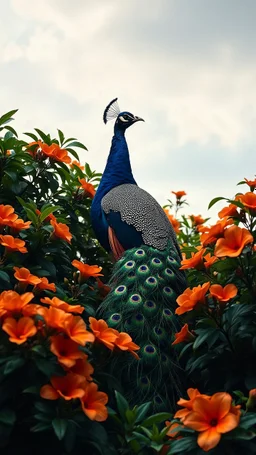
[190, 214, 205, 226]
[244, 177, 256, 189]
[40, 373, 86, 401]
[72, 260, 103, 280]
[209, 284, 238, 302]
[80, 381, 108, 422]
[165, 421, 183, 439]
[40, 306, 71, 330]
[0, 204, 18, 226]
[0, 235, 27, 253]
[50, 334, 87, 368]
[89, 317, 118, 350]
[200, 218, 233, 246]
[2, 316, 37, 344]
[70, 160, 84, 171]
[236, 192, 256, 215]
[34, 277, 56, 292]
[175, 282, 210, 315]
[0, 290, 34, 318]
[172, 190, 187, 199]
[78, 178, 96, 198]
[114, 332, 140, 359]
[218, 204, 239, 219]
[174, 388, 208, 421]
[203, 253, 218, 269]
[64, 315, 95, 345]
[183, 392, 240, 452]
[41, 296, 84, 314]
[164, 209, 180, 233]
[50, 219, 72, 243]
[13, 267, 41, 286]
[9, 218, 31, 231]
[70, 357, 94, 381]
[172, 324, 195, 345]
[180, 249, 205, 270]
[214, 225, 253, 257]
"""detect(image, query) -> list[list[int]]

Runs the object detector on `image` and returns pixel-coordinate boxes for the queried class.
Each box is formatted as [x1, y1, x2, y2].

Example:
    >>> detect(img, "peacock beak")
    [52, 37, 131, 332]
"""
[133, 116, 145, 123]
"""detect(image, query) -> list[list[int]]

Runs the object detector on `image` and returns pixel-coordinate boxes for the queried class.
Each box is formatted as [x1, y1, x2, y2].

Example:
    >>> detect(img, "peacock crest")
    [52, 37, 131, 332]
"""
[103, 97, 120, 124]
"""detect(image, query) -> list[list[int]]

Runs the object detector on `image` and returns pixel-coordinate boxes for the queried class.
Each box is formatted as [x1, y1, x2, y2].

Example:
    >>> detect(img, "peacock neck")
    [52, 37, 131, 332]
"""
[96, 129, 137, 198]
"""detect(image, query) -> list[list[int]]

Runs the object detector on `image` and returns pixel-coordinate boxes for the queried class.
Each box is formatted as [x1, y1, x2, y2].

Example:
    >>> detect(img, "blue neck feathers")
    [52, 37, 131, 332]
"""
[91, 127, 137, 250]
[95, 128, 137, 199]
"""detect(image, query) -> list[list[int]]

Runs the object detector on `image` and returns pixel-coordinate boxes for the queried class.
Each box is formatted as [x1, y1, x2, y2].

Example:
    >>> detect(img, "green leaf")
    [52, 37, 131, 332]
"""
[142, 412, 172, 427]
[57, 129, 65, 145]
[65, 147, 80, 161]
[4, 126, 18, 137]
[0, 271, 10, 284]
[167, 436, 197, 454]
[24, 207, 38, 226]
[208, 196, 226, 210]
[125, 409, 136, 425]
[40, 205, 62, 222]
[65, 141, 87, 150]
[24, 132, 39, 141]
[0, 409, 16, 426]
[52, 418, 68, 440]
[240, 413, 256, 429]
[0, 109, 18, 126]
[115, 391, 129, 419]
[31, 422, 51, 432]
[34, 128, 51, 144]
[4, 357, 25, 375]
[135, 402, 152, 423]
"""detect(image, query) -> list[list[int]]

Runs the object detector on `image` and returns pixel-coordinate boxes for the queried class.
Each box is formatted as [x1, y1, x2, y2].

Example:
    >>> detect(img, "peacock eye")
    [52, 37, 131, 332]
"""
[123, 115, 129, 120]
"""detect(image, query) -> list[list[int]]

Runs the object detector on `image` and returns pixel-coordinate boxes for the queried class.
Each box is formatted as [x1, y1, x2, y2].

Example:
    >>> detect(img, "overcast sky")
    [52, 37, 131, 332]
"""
[1, 0, 256, 221]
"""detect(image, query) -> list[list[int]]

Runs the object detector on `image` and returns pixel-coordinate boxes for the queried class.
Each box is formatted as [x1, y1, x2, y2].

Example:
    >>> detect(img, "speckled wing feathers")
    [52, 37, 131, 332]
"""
[101, 184, 181, 256]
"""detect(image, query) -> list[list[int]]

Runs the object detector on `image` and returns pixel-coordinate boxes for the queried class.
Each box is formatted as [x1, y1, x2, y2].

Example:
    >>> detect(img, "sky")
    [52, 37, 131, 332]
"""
[1, 0, 256, 222]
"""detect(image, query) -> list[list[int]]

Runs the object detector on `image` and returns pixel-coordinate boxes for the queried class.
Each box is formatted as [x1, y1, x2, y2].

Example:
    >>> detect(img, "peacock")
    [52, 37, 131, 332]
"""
[91, 99, 187, 410]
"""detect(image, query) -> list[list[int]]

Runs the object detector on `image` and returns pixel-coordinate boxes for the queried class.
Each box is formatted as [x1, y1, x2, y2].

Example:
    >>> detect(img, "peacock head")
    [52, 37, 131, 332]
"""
[103, 98, 144, 133]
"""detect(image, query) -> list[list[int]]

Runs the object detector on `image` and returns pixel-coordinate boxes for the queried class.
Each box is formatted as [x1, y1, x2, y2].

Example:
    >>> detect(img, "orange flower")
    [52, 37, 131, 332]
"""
[0, 235, 27, 253]
[70, 357, 94, 381]
[64, 315, 95, 345]
[41, 306, 71, 330]
[40, 373, 86, 401]
[40, 143, 72, 164]
[200, 218, 233, 246]
[244, 177, 256, 189]
[176, 282, 210, 315]
[34, 277, 56, 292]
[180, 249, 205, 270]
[114, 332, 140, 359]
[218, 204, 239, 219]
[70, 160, 84, 171]
[190, 215, 205, 226]
[172, 324, 195, 345]
[164, 209, 180, 234]
[2, 316, 37, 344]
[41, 296, 84, 314]
[203, 253, 218, 269]
[89, 317, 118, 350]
[172, 190, 187, 199]
[165, 421, 183, 439]
[79, 178, 96, 198]
[0, 204, 18, 226]
[0, 290, 34, 317]
[50, 220, 72, 243]
[9, 218, 31, 231]
[80, 381, 108, 421]
[175, 388, 208, 421]
[183, 392, 240, 452]
[237, 192, 256, 215]
[72, 260, 103, 280]
[214, 225, 253, 257]
[13, 267, 41, 286]
[96, 277, 111, 297]
[209, 284, 238, 302]
[50, 334, 86, 368]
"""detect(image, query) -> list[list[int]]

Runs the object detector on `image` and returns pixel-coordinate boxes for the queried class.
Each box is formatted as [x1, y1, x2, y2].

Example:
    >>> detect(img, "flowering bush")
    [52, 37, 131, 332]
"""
[0, 109, 256, 455]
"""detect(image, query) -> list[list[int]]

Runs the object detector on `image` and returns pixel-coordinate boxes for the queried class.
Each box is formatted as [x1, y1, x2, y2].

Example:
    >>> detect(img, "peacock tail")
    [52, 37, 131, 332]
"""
[98, 242, 187, 411]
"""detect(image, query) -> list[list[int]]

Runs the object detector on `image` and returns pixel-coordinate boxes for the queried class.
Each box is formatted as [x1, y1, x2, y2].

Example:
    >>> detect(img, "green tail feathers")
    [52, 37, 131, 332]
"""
[98, 243, 187, 410]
